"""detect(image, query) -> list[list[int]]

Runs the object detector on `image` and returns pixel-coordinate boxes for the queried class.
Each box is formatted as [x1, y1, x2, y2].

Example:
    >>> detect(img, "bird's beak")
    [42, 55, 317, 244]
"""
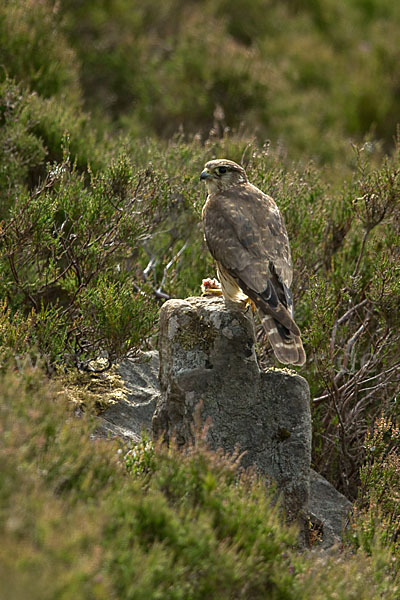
[200, 168, 211, 181]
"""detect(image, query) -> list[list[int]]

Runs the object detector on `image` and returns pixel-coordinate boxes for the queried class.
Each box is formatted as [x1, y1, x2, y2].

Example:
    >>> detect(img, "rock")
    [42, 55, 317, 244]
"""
[153, 296, 312, 521]
[91, 311, 351, 549]
[307, 469, 352, 550]
[96, 350, 160, 442]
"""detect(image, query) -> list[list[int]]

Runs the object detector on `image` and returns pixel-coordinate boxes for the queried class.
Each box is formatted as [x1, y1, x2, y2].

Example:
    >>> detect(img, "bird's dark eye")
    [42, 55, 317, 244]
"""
[218, 166, 227, 174]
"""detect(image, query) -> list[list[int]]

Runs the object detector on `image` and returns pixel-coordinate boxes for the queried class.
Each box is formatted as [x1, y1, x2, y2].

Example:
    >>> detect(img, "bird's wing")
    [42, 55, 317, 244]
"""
[203, 183, 293, 295]
[203, 181, 305, 364]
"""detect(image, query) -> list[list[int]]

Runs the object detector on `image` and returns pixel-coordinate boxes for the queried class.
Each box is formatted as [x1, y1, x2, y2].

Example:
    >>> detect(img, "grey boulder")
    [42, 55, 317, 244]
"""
[97, 350, 160, 442]
[153, 296, 312, 522]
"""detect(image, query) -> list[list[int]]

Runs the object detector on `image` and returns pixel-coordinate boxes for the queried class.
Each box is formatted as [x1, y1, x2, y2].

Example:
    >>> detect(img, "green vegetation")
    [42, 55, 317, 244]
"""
[1, 367, 399, 599]
[56, 0, 400, 162]
[1, 0, 400, 595]
[351, 415, 400, 560]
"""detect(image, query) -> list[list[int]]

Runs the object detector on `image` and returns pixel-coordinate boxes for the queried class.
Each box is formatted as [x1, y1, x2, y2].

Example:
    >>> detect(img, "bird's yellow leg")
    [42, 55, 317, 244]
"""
[244, 297, 256, 313]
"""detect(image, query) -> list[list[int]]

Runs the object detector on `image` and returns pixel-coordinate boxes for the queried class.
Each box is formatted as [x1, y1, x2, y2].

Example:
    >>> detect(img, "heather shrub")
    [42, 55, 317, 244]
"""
[56, 0, 400, 161]
[0, 76, 105, 219]
[3, 0, 400, 162]
[0, 0, 80, 102]
[0, 152, 158, 368]
[298, 146, 400, 497]
[351, 415, 400, 561]
[0, 367, 116, 599]
[1, 365, 399, 599]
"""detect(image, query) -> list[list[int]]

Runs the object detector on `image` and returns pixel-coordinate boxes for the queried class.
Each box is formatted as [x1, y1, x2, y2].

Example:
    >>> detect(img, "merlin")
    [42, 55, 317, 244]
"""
[200, 159, 305, 366]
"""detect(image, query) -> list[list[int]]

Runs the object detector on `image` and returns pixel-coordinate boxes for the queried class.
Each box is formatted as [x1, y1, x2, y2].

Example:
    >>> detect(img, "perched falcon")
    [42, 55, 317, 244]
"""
[200, 158, 306, 366]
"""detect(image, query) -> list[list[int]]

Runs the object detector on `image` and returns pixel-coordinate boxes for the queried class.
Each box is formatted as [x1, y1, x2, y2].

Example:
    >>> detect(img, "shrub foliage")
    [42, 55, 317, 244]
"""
[0, 151, 159, 367]
[1, 366, 399, 599]
[351, 415, 400, 563]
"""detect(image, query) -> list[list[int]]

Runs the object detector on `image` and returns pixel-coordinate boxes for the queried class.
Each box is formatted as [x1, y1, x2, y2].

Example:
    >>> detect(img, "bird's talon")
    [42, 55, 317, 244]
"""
[244, 298, 256, 313]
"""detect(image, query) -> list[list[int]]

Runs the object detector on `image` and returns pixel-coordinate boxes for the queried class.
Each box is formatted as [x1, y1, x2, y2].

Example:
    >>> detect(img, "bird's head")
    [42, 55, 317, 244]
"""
[200, 159, 247, 193]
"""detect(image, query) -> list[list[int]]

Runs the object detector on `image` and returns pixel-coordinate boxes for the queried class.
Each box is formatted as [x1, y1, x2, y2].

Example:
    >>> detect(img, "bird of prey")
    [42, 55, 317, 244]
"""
[200, 158, 306, 366]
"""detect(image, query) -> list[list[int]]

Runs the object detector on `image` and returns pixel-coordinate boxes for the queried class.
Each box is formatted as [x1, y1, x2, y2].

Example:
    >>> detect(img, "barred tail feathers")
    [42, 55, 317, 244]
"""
[261, 314, 306, 366]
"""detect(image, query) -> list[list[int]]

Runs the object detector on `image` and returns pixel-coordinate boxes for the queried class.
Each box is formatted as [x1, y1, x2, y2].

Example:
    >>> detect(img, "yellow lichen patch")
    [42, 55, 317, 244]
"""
[265, 366, 298, 376]
[57, 362, 128, 412]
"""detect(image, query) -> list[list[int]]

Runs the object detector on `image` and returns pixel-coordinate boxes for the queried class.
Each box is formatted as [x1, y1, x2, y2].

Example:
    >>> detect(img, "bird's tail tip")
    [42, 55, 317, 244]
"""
[262, 316, 306, 366]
